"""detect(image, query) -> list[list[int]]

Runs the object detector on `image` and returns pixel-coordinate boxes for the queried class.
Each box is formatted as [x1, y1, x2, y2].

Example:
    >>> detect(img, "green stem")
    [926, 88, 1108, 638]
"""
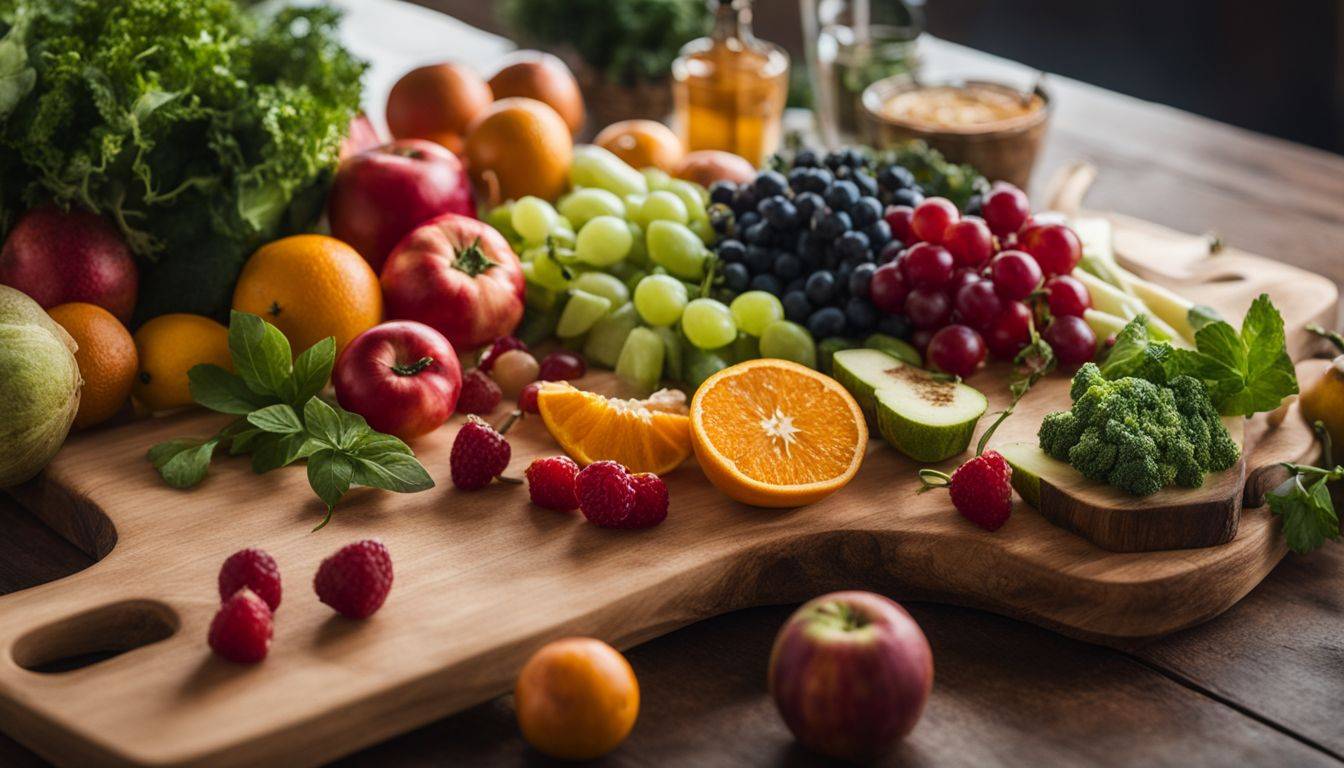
[1316, 420, 1334, 469]
[495, 409, 521, 436]
[391, 356, 434, 376]
[916, 468, 952, 493]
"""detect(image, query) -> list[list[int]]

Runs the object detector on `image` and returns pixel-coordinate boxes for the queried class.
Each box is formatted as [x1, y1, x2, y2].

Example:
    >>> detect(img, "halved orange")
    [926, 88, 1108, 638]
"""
[690, 359, 867, 507]
[536, 383, 692, 475]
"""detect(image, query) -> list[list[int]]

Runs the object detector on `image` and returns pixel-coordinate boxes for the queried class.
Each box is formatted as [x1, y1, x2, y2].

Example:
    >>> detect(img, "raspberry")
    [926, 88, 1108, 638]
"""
[314, 539, 394, 619]
[457, 369, 502, 414]
[218, 548, 282, 611]
[450, 415, 512, 490]
[576, 461, 636, 527]
[526, 456, 580, 511]
[477, 336, 527, 373]
[208, 588, 273, 663]
[618, 472, 668, 529]
[518, 381, 543, 414]
[919, 450, 1013, 531]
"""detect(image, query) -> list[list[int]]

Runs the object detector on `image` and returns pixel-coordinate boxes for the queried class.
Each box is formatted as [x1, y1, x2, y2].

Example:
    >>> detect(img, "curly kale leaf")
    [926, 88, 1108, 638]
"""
[0, 0, 365, 321]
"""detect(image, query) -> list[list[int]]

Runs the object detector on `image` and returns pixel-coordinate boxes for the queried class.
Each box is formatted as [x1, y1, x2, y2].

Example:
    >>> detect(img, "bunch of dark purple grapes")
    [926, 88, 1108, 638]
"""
[708, 148, 927, 341]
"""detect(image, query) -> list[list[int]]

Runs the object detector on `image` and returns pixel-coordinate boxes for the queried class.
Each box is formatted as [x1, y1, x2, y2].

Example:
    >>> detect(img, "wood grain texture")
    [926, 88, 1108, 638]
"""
[0, 215, 1334, 767]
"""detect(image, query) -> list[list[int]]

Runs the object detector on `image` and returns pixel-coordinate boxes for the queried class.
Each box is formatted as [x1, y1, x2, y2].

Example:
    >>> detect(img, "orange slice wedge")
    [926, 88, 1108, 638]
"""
[536, 383, 692, 475]
[690, 359, 867, 507]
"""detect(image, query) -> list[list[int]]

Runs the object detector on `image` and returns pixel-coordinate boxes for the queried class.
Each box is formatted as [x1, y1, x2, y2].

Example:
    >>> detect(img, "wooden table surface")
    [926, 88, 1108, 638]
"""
[3, 7, 1343, 766]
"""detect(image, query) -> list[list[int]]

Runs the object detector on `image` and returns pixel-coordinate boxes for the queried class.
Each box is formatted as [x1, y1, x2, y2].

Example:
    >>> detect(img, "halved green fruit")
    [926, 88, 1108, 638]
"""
[995, 441, 1062, 508]
[833, 348, 988, 462]
[863, 333, 921, 366]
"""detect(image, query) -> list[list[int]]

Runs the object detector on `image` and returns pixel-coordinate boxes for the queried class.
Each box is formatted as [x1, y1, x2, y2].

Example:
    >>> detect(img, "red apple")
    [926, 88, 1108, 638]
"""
[768, 591, 933, 762]
[333, 320, 462, 441]
[0, 204, 137, 324]
[380, 213, 525, 354]
[328, 139, 475, 273]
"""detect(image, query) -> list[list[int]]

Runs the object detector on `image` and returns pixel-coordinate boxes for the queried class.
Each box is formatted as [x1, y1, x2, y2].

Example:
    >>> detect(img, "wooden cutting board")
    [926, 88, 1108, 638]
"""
[0, 215, 1336, 768]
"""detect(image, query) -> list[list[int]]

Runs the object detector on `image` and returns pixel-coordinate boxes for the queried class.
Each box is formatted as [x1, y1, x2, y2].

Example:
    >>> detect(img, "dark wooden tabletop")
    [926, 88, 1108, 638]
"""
[3, 14, 1344, 768]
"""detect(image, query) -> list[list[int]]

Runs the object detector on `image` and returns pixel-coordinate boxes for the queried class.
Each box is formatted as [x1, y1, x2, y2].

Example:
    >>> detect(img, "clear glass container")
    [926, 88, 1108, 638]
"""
[802, 0, 923, 146]
[672, 0, 790, 167]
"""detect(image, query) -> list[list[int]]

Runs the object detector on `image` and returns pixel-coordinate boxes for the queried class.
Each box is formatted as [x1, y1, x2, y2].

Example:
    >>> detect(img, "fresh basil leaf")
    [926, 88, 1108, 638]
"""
[350, 453, 435, 493]
[1188, 305, 1223, 332]
[188, 364, 274, 415]
[336, 407, 371, 449]
[308, 449, 353, 510]
[229, 311, 293, 397]
[250, 431, 320, 474]
[147, 438, 219, 489]
[350, 431, 415, 457]
[247, 403, 303, 434]
[1268, 474, 1341, 554]
[302, 396, 344, 447]
[228, 427, 264, 455]
[289, 336, 336, 407]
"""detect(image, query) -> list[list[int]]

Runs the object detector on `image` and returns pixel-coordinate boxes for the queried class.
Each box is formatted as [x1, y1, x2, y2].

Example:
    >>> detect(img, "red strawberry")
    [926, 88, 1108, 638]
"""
[526, 456, 580, 511]
[218, 548, 282, 612]
[457, 369, 502, 414]
[450, 413, 515, 490]
[576, 461, 636, 527]
[917, 450, 1013, 531]
[314, 539, 394, 619]
[208, 588, 274, 663]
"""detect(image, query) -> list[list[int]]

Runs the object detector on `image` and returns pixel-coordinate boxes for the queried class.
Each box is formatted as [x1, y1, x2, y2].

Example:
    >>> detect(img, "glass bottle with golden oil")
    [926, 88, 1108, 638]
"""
[672, 0, 789, 167]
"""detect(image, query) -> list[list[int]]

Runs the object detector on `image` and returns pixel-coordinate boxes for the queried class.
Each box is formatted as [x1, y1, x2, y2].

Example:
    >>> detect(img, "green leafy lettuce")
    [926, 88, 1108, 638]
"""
[0, 0, 366, 321]
[1097, 294, 1298, 418]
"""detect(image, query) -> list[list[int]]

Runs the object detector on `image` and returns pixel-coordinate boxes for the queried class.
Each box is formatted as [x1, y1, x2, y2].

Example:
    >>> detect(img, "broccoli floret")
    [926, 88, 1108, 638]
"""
[1038, 365, 1241, 496]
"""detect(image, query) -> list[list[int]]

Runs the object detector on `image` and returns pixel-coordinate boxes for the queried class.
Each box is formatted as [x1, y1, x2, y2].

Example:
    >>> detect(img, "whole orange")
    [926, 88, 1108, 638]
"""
[487, 52, 586, 135]
[464, 97, 572, 206]
[132, 313, 231, 413]
[595, 119, 684, 173]
[514, 637, 639, 760]
[386, 62, 493, 152]
[47, 302, 137, 428]
[232, 235, 381, 356]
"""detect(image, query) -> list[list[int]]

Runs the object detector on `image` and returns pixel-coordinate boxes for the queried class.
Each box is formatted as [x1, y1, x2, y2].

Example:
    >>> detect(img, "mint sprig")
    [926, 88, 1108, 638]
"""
[1097, 294, 1298, 418]
[1267, 422, 1342, 554]
[148, 311, 434, 529]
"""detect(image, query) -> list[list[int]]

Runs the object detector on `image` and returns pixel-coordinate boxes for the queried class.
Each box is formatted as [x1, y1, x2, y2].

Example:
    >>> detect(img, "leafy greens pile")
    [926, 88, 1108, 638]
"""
[0, 0, 365, 321]
[149, 312, 434, 530]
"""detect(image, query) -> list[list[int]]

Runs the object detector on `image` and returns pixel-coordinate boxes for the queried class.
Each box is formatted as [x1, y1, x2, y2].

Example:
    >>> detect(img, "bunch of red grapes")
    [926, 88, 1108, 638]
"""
[869, 183, 1097, 378]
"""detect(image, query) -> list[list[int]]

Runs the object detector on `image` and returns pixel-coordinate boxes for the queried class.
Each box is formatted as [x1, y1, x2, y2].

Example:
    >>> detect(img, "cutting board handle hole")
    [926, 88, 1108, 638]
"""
[10, 600, 178, 674]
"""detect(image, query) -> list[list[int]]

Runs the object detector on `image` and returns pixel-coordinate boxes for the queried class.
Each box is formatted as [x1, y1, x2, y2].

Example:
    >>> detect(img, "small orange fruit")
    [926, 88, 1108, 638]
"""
[537, 383, 691, 475]
[690, 359, 867, 507]
[488, 52, 586, 135]
[132, 314, 231, 412]
[515, 637, 639, 761]
[232, 235, 382, 356]
[47, 303, 137, 428]
[386, 62, 493, 151]
[464, 97, 573, 205]
[594, 119, 684, 172]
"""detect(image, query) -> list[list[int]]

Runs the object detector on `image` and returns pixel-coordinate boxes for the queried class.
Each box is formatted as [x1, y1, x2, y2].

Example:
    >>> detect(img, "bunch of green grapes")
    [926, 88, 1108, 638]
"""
[486, 145, 818, 394]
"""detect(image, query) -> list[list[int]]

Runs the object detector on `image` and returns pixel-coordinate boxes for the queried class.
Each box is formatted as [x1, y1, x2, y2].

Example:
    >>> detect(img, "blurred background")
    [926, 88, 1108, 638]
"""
[421, 0, 1344, 153]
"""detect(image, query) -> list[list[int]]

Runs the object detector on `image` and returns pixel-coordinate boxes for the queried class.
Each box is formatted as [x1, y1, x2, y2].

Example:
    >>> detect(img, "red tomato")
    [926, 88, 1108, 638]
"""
[333, 320, 463, 441]
[380, 214, 525, 353]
